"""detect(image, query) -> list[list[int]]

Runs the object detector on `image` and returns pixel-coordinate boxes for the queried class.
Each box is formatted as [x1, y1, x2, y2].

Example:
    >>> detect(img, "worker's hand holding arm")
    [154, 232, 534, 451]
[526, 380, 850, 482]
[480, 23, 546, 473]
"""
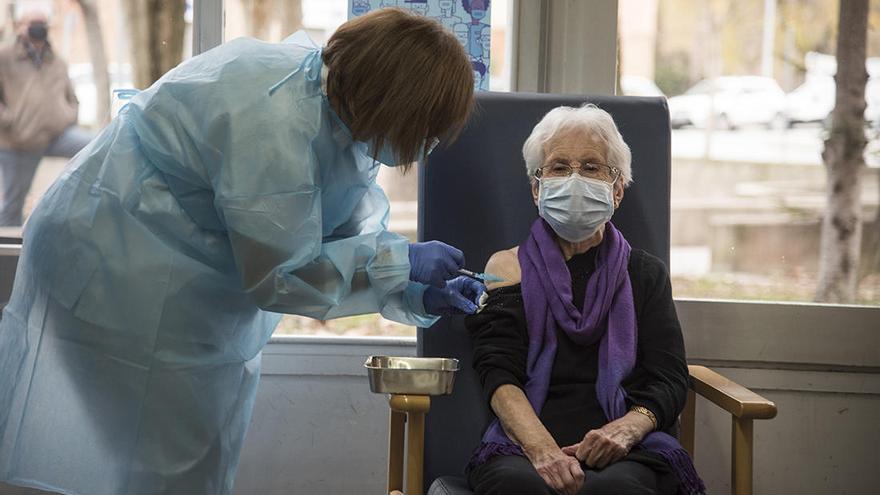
[422, 276, 485, 315]
[408, 240, 487, 316]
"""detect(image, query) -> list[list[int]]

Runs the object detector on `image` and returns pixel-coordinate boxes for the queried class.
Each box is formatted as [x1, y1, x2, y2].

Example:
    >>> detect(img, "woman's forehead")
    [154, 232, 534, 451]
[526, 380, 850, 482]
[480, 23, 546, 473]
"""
[542, 126, 606, 157]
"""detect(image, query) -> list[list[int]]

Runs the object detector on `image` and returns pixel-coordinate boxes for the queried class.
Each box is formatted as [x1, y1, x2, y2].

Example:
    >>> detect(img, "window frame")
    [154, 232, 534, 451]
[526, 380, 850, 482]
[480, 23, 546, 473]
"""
[192, 0, 225, 55]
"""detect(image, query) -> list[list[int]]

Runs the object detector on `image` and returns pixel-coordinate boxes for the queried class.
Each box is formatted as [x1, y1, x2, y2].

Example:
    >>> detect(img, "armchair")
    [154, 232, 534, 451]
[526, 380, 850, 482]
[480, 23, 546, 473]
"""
[381, 92, 778, 495]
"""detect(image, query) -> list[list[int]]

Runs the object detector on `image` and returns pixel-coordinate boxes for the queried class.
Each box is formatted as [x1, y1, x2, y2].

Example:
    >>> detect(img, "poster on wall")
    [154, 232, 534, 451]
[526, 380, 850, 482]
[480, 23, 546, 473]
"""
[349, 0, 491, 91]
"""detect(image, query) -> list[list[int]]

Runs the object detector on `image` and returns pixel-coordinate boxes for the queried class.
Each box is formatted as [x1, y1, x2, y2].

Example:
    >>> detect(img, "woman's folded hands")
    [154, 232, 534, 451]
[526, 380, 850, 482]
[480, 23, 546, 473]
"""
[524, 442, 585, 495]
[493, 385, 585, 495]
[494, 386, 653, 493]
[560, 411, 655, 469]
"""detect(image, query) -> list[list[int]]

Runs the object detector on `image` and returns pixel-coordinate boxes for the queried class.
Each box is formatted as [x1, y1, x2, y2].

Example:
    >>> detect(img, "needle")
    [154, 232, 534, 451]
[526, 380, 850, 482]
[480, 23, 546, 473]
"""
[458, 268, 505, 283]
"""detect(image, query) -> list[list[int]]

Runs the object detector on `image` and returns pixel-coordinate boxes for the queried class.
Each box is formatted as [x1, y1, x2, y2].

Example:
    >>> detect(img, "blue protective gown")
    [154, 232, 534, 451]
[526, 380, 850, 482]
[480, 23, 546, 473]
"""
[0, 33, 437, 495]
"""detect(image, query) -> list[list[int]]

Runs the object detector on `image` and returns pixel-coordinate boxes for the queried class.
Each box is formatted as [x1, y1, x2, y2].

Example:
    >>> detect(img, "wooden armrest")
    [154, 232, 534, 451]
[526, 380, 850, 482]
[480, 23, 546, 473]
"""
[688, 365, 777, 420]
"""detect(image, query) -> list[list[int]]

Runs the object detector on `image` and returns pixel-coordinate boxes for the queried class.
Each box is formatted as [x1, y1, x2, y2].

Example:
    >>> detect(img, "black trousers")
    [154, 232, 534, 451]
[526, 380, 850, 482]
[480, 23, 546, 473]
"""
[468, 453, 680, 495]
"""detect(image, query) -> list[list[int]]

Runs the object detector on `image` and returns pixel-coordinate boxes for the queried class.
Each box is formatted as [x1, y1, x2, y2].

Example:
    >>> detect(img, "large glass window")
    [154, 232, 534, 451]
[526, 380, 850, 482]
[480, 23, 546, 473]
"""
[224, 0, 344, 44]
[619, 0, 880, 305]
[1, 0, 192, 232]
[0, 0, 508, 337]
[488, 0, 511, 91]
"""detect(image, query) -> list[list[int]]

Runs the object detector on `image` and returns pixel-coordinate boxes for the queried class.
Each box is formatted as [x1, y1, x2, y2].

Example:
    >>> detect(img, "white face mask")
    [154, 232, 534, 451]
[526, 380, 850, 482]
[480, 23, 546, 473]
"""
[538, 175, 615, 242]
[370, 137, 439, 167]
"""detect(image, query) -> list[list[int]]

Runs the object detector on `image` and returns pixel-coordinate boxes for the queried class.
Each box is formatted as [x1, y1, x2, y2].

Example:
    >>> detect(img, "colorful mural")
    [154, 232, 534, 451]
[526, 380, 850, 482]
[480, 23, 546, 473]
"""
[348, 0, 491, 91]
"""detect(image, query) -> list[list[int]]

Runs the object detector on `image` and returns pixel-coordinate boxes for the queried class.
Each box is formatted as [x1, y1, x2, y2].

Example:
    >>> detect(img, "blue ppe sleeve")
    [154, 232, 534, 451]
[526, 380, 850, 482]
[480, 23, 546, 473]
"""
[380, 281, 435, 325]
[219, 181, 438, 327]
[216, 174, 436, 326]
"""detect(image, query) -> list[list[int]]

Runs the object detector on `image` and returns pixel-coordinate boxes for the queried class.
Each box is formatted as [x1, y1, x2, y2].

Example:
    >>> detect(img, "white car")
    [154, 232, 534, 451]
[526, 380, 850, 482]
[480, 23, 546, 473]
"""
[867, 79, 880, 128]
[668, 76, 786, 129]
[68, 63, 134, 127]
[621, 75, 665, 98]
[783, 76, 835, 126]
[784, 76, 880, 128]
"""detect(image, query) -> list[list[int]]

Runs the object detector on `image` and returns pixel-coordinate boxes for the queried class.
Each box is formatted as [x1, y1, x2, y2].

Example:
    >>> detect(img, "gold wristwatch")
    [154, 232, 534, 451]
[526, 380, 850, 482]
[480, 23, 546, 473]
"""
[630, 405, 658, 430]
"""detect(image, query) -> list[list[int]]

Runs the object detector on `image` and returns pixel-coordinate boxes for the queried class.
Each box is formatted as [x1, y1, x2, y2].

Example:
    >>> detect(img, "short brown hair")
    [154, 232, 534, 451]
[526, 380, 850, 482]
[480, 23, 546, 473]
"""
[322, 8, 474, 166]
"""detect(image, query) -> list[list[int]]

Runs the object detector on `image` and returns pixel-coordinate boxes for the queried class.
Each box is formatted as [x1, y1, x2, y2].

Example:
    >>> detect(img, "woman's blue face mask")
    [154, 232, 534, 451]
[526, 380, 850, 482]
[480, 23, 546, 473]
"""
[538, 175, 615, 242]
[371, 137, 440, 167]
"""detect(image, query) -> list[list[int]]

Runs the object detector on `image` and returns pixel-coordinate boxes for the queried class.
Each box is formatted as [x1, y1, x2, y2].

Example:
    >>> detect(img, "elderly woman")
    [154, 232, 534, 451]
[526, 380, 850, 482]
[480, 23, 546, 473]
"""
[465, 105, 704, 495]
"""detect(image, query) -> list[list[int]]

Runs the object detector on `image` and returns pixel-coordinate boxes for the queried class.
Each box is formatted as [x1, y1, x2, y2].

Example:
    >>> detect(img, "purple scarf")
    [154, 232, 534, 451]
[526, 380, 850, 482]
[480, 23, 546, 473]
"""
[469, 219, 705, 495]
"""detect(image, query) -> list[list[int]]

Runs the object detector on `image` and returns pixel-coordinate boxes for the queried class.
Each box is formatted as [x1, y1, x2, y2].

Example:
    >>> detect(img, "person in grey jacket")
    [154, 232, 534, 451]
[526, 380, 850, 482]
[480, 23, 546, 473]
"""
[0, 10, 93, 226]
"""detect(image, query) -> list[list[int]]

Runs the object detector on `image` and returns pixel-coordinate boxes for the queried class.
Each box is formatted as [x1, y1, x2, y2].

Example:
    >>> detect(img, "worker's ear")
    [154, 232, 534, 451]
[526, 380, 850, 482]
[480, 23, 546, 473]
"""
[531, 179, 539, 206]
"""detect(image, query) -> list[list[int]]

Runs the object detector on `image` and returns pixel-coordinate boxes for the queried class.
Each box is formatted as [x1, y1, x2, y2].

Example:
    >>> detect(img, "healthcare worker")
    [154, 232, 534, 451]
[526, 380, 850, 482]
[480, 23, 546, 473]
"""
[0, 8, 481, 495]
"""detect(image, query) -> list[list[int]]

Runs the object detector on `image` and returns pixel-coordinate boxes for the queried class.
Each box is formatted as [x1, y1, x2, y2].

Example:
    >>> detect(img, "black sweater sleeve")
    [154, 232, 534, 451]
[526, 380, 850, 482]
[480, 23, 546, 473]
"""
[465, 288, 529, 408]
[623, 251, 690, 431]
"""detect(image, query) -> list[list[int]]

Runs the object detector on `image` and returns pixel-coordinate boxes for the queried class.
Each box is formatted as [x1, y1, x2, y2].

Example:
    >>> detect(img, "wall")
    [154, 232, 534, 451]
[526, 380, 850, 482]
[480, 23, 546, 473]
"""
[233, 337, 416, 495]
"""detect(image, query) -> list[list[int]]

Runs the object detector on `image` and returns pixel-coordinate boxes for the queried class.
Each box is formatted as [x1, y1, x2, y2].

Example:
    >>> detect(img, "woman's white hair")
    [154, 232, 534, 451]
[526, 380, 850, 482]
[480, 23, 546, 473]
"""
[522, 104, 633, 186]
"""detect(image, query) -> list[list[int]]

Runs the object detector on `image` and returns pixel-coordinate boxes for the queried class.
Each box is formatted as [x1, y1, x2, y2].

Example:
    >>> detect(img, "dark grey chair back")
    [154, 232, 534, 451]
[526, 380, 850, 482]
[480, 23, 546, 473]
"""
[417, 92, 672, 492]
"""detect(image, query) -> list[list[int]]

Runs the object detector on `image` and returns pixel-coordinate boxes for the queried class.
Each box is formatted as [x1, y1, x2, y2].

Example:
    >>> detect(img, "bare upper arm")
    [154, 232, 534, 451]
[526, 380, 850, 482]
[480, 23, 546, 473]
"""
[484, 247, 521, 290]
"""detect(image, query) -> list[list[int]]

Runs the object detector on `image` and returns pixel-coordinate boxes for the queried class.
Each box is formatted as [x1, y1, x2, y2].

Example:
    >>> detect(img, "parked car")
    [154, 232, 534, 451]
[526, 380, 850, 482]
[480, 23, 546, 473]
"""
[782, 76, 835, 126]
[621, 75, 665, 98]
[784, 76, 879, 128]
[863, 78, 879, 128]
[668, 76, 786, 129]
[68, 63, 134, 127]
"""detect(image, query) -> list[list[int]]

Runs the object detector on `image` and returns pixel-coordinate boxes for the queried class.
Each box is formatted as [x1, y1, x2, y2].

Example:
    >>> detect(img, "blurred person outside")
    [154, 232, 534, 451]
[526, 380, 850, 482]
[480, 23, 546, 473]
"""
[0, 10, 93, 227]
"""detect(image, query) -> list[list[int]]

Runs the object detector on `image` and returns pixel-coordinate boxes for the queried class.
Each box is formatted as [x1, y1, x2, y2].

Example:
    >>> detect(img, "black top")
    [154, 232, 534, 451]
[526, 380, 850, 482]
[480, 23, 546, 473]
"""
[465, 248, 689, 448]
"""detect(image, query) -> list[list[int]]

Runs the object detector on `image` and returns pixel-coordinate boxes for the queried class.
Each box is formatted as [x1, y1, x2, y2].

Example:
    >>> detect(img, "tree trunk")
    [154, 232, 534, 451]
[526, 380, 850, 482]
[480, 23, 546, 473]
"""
[280, 0, 303, 36]
[122, 0, 186, 89]
[815, 0, 869, 303]
[76, 0, 111, 126]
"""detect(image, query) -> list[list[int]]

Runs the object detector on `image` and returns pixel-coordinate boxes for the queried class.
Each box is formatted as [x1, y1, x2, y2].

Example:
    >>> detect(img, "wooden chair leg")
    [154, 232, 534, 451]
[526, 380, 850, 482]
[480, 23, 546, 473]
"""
[388, 394, 431, 495]
[681, 388, 696, 458]
[732, 417, 754, 495]
[406, 408, 426, 495]
[388, 409, 405, 494]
